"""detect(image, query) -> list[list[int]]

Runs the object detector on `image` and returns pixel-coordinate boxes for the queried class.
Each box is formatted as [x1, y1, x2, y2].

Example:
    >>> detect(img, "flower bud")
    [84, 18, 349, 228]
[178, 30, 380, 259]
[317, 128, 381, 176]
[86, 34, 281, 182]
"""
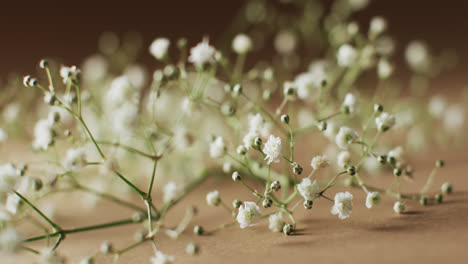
[280, 114, 290, 124]
[39, 59, 49, 69]
[341, 105, 351, 115]
[23, 75, 32, 87]
[377, 155, 387, 164]
[186, 242, 198, 255]
[435, 193, 443, 203]
[374, 104, 384, 113]
[435, 160, 444, 168]
[193, 225, 204, 235]
[419, 196, 429, 206]
[254, 137, 262, 148]
[262, 198, 272, 208]
[232, 171, 241, 182]
[221, 102, 236, 116]
[236, 145, 247, 155]
[441, 182, 452, 194]
[232, 84, 243, 96]
[293, 163, 303, 175]
[270, 180, 281, 192]
[262, 89, 272, 101]
[232, 200, 242, 209]
[283, 224, 293, 236]
[303, 200, 313, 209]
[347, 165, 356, 176]
[393, 168, 402, 177]
[100, 241, 113, 254]
[318, 121, 327, 131]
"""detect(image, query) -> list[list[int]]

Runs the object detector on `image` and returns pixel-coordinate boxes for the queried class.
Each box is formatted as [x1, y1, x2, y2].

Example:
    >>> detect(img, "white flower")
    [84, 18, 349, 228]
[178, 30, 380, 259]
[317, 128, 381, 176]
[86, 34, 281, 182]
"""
[405, 41, 430, 73]
[294, 71, 324, 100]
[393, 201, 405, 214]
[274, 30, 297, 55]
[163, 182, 183, 203]
[375, 112, 396, 132]
[268, 212, 285, 232]
[331, 192, 353, 219]
[106, 76, 135, 108]
[151, 251, 174, 264]
[112, 103, 139, 137]
[369, 16, 387, 37]
[188, 38, 216, 67]
[222, 161, 232, 173]
[149, 38, 170, 60]
[0, 163, 20, 191]
[236, 201, 262, 228]
[247, 113, 271, 138]
[387, 146, 404, 167]
[39, 247, 66, 264]
[443, 105, 464, 133]
[263, 135, 282, 164]
[0, 227, 21, 253]
[365, 192, 381, 209]
[377, 59, 393, 79]
[0, 128, 7, 143]
[310, 155, 329, 170]
[242, 130, 257, 149]
[232, 34, 252, 54]
[337, 44, 358, 67]
[206, 190, 220, 206]
[342, 93, 359, 114]
[428, 95, 447, 119]
[337, 150, 351, 169]
[5, 193, 21, 215]
[297, 178, 319, 201]
[63, 148, 87, 171]
[209, 136, 225, 158]
[33, 119, 54, 151]
[60, 65, 80, 84]
[335, 127, 359, 149]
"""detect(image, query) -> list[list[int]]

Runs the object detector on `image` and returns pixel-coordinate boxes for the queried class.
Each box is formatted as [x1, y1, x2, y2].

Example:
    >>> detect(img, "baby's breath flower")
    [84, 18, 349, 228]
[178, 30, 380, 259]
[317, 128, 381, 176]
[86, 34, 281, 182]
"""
[150, 251, 174, 264]
[342, 93, 359, 114]
[365, 192, 381, 209]
[206, 190, 221, 206]
[441, 182, 452, 194]
[393, 201, 405, 214]
[163, 182, 183, 203]
[270, 180, 281, 192]
[335, 127, 359, 149]
[222, 161, 232, 173]
[0, 227, 21, 253]
[337, 151, 351, 169]
[331, 192, 353, 220]
[79, 257, 94, 264]
[149, 38, 170, 60]
[369, 16, 387, 37]
[337, 44, 358, 67]
[209, 136, 225, 158]
[40, 247, 66, 264]
[377, 59, 393, 79]
[232, 33, 252, 54]
[375, 112, 396, 132]
[263, 135, 282, 164]
[443, 105, 465, 133]
[268, 212, 285, 232]
[60, 65, 80, 84]
[428, 95, 447, 119]
[387, 146, 404, 167]
[310, 155, 329, 170]
[297, 178, 319, 201]
[405, 41, 431, 73]
[236, 201, 262, 228]
[32, 119, 54, 151]
[63, 148, 87, 172]
[188, 38, 216, 67]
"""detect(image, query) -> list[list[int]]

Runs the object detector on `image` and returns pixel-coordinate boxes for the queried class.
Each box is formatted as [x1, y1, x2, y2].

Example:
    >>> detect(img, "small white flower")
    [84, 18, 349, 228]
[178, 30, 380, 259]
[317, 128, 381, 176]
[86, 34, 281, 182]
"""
[369, 16, 387, 37]
[342, 93, 359, 114]
[149, 38, 170, 60]
[310, 155, 329, 170]
[268, 212, 285, 232]
[0, 227, 21, 253]
[393, 201, 405, 214]
[222, 161, 232, 173]
[337, 150, 351, 169]
[33, 119, 54, 151]
[365, 192, 381, 209]
[375, 112, 396, 132]
[106, 76, 135, 108]
[0, 163, 20, 191]
[40, 247, 66, 264]
[263, 135, 282, 164]
[5, 193, 21, 215]
[428, 95, 447, 119]
[335, 127, 359, 149]
[188, 38, 216, 67]
[242, 130, 257, 149]
[0, 128, 7, 143]
[331, 192, 353, 220]
[209, 136, 225, 158]
[112, 103, 139, 137]
[441, 182, 452, 194]
[274, 30, 297, 55]
[151, 251, 174, 264]
[443, 105, 464, 133]
[337, 44, 358, 67]
[236, 201, 262, 228]
[60, 65, 80, 84]
[297, 178, 319, 201]
[405, 41, 430, 73]
[232, 34, 252, 54]
[163, 182, 183, 203]
[63, 148, 87, 171]
[206, 190, 220, 206]
[387, 146, 404, 167]
[377, 59, 393, 79]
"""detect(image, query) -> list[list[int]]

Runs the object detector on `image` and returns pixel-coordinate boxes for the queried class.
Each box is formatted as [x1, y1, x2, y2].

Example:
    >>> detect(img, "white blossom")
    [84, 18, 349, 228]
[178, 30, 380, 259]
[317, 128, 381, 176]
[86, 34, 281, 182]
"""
[0, 164, 20, 191]
[63, 148, 87, 171]
[443, 105, 464, 133]
[331, 192, 353, 220]
[274, 30, 297, 54]
[335, 127, 359, 149]
[297, 178, 319, 201]
[33, 119, 54, 151]
[106, 76, 135, 108]
[310, 155, 329, 170]
[206, 190, 220, 206]
[112, 103, 138, 137]
[209, 136, 225, 158]
[369, 16, 387, 37]
[342, 93, 359, 114]
[393, 201, 405, 214]
[242, 130, 257, 149]
[268, 212, 285, 232]
[377, 59, 393, 79]
[60, 65, 80, 84]
[428, 95, 447, 119]
[163, 182, 183, 203]
[405, 41, 431, 73]
[337, 150, 351, 169]
[232, 34, 252, 54]
[263, 135, 282, 164]
[188, 38, 216, 67]
[5, 193, 21, 215]
[150, 251, 174, 264]
[387, 146, 404, 167]
[149, 38, 170, 60]
[0, 227, 21, 253]
[365, 192, 381, 209]
[236, 201, 262, 228]
[337, 44, 358, 67]
[375, 112, 396, 132]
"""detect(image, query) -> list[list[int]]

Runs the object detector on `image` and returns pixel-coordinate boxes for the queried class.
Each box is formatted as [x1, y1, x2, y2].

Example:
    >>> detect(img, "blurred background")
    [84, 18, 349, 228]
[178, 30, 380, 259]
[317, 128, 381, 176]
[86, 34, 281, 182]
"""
[1, 0, 467, 82]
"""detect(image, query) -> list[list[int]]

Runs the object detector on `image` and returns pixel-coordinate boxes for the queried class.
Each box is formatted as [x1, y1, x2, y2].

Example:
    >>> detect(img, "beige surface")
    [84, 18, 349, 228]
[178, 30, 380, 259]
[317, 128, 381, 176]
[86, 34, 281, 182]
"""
[3, 147, 468, 264]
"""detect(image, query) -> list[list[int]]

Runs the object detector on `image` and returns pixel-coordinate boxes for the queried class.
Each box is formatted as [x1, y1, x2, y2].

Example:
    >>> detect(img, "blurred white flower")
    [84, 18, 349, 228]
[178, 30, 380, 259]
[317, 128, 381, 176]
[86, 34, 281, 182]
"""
[428, 95, 447, 119]
[443, 105, 464, 133]
[268, 212, 285, 232]
[0, 227, 21, 253]
[209, 136, 225, 158]
[63, 148, 87, 171]
[232, 34, 252, 54]
[163, 182, 183, 203]
[337, 44, 358, 67]
[150, 38, 170, 60]
[60, 65, 80, 84]
[236, 201, 262, 228]
[337, 150, 351, 169]
[188, 38, 216, 67]
[151, 251, 174, 264]
[206, 190, 220, 206]
[369, 16, 387, 37]
[274, 30, 297, 54]
[33, 119, 54, 151]
[331, 192, 353, 219]
[335, 127, 359, 149]
[377, 59, 393, 79]
[393, 201, 405, 214]
[310, 155, 329, 170]
[375, 112, 396, 132]
[365, 192, 381, 209]
[405, 41, 431, 73]
[297, 178, 319, 201]
[342, 93, 359, 114]
[0, 128, 7, 143]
